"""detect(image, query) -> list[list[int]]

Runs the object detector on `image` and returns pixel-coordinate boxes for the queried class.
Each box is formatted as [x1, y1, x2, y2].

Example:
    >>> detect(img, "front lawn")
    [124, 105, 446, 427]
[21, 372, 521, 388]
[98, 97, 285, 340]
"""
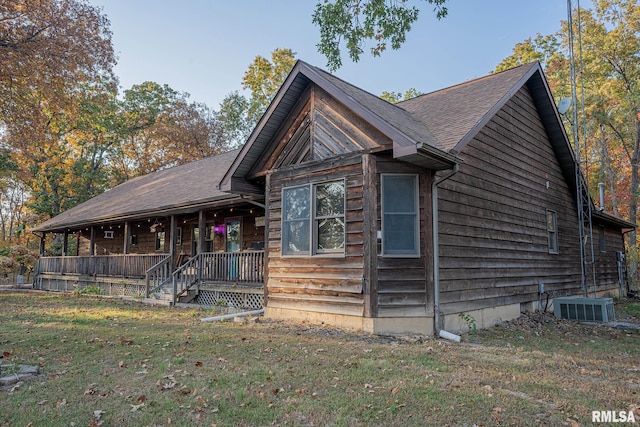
[1, 292, 638, 426]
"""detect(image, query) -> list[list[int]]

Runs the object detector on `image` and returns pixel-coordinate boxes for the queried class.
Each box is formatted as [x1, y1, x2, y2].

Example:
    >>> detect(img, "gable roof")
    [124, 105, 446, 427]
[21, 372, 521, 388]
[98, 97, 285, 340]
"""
[219, 60, 461, 193]
[33, 149, 241, 233]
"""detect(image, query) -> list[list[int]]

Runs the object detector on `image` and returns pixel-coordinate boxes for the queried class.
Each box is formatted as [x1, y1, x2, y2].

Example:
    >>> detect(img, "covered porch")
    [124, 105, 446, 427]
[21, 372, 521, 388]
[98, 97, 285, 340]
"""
[33, 202, 266, 309]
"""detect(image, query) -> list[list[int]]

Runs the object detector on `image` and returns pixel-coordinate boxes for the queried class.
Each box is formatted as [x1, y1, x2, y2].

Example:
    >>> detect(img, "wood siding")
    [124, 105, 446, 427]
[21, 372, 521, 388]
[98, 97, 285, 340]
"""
[260, 85, 395, 317]
[593, 222, 626, 293]
[437, 85, 583, 314]
[374, 154, 433, 317]
[267, 155, 366, 316]
[252, 85, 391, 178]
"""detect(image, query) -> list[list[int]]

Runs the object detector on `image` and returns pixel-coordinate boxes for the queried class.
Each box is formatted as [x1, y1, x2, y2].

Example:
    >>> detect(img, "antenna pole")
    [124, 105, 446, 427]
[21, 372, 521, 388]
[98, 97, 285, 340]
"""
[567, 0, 597, 297]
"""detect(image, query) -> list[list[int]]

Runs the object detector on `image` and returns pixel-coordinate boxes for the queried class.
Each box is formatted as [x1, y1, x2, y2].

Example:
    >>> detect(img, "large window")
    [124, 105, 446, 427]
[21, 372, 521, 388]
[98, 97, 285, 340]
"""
[382, 174, 419, 256]
[282, 180, 345, 256]
[547, 210, 558, 254]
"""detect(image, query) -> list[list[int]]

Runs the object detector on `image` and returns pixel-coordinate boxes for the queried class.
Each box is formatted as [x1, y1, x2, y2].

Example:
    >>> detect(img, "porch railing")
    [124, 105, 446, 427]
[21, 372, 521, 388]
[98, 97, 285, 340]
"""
[145, 256, 173, 297]
[35, 254, 171, 279]
[199, 251, 264, 284]
[172, 251, 265, 304]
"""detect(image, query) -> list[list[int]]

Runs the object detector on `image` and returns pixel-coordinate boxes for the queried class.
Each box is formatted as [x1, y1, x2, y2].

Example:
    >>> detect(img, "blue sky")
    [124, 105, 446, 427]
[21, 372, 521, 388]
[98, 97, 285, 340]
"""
[90, 1, 576, 109]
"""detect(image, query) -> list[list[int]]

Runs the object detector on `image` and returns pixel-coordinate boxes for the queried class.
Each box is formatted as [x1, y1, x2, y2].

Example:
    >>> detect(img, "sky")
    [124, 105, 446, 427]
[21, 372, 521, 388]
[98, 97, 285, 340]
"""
[88, 0, 578, 110]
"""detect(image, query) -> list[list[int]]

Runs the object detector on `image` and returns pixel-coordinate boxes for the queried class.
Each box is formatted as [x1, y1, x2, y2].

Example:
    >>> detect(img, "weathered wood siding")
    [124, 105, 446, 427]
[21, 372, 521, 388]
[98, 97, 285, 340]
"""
[437, 85, 583, 314]
[374, 154, 434, 317]
[267, 155, 366, 316]
[262, 85, 393, 317]
[250, 85, 390, 178]
[593, 222, 626, 293]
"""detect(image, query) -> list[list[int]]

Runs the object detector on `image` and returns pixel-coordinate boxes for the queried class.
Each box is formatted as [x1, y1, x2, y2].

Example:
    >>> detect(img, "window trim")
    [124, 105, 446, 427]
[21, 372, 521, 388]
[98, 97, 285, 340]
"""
[281, 179, 346, 257]
[381, 173, 420, 258]
[546, 209, 558, 254]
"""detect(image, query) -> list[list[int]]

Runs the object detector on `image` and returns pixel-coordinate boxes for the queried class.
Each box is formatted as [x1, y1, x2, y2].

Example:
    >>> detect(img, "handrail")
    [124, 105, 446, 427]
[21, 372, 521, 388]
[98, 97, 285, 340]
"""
[172, 254, 202, 304]
[145, 255, 172, 297]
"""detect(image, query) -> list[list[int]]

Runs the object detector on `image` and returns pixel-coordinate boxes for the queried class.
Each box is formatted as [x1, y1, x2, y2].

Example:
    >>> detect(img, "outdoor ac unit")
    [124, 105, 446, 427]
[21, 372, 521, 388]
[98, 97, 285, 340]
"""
[553, 297, 615, 323]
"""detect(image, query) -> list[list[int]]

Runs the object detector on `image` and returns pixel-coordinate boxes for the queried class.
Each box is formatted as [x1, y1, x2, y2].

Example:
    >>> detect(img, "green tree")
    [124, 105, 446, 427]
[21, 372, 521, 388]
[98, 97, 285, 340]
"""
[380, 88, 425, 103]
[219, 48, 297, 147]
[0, 0, 117, 218]
[312, 0, 448, 70]
[115, 82, 227, 180]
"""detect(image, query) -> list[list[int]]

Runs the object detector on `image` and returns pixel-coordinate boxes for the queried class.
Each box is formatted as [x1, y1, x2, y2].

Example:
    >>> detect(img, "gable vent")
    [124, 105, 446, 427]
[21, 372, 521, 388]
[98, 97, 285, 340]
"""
[553, 297, 615, 322]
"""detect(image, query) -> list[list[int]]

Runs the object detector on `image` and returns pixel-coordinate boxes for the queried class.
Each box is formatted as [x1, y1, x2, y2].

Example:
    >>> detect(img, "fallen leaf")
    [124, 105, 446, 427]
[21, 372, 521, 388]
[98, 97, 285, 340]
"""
[195, 361, 203, 367]
[391, 386, 400, 395]
[130, 403, 145, 412]
[84, 384, 98, 395]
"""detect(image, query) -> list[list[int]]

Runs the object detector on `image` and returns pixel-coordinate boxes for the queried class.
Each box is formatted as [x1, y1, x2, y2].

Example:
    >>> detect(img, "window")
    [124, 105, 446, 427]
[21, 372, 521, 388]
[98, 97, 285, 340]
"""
[382, 174, 419, 256]
[546, 210, 558, 253]
[282, 180, 345, 256]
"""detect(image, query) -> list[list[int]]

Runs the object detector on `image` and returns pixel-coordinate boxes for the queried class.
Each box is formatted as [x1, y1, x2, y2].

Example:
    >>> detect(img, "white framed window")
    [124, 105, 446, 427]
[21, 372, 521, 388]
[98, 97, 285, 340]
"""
[282, 180, 345, 256]
[381, 174, 420, 257]
[546, 210, 558, 254]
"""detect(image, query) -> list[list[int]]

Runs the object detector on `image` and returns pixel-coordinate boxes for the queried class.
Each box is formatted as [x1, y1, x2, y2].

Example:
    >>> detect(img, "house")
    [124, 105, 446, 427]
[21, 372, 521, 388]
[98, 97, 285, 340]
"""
[32, 61, 634, 335]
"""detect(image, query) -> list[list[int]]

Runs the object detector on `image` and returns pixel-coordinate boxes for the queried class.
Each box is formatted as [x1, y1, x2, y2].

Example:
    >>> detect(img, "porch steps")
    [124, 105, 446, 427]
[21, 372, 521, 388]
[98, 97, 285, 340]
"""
[152, 287, 173, 303]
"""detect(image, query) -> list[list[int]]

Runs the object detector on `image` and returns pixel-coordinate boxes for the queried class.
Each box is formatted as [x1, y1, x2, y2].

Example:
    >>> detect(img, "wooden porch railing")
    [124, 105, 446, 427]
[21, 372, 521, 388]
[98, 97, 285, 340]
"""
[172, 251, 265, 304]
[145, 256, 173, 297]
[35, 254, 171, 279]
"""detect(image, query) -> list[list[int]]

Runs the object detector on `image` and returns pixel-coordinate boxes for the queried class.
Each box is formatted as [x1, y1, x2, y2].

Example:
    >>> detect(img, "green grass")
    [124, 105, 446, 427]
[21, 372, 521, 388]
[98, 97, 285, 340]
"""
[1, 292, 639, 426]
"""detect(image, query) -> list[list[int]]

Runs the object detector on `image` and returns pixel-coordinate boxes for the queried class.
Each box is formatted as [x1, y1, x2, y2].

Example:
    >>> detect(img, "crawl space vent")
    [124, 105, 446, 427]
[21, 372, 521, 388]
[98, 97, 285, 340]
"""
[553, 297, 614, 323]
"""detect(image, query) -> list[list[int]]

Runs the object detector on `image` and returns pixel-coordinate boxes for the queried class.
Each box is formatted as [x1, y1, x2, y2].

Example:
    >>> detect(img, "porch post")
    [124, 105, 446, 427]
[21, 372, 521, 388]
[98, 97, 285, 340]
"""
[169, 215, 176, 261]
[198, 210, 206, 254]
[123, 221, 130, 255]
[62, 230, 69, 257]
[39, 232, 46, 256]
[169, 215, 177, 304]
[89, 227, 96, 256]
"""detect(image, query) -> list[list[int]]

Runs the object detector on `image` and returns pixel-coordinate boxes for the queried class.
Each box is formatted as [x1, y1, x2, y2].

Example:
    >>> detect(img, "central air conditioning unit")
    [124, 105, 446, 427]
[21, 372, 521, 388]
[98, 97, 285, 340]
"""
[553, 297, 615, 323]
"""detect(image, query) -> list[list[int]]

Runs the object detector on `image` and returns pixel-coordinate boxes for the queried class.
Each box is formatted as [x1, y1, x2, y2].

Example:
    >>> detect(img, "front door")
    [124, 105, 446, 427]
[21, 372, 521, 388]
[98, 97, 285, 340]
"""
[225, 218, 241, 253]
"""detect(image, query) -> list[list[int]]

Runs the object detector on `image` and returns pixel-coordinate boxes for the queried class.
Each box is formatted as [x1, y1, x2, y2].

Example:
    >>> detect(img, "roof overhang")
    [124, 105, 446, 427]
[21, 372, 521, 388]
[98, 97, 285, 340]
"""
[393, 140, 460, 171]
[592, 209, 636, 231]
[220, 60, 459, 193]
[32, 194, 246, 233]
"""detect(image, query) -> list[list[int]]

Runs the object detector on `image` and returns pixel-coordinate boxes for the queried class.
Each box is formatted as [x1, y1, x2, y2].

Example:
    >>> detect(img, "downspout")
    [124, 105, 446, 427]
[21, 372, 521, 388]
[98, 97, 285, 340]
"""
[432, 164, 459, 336]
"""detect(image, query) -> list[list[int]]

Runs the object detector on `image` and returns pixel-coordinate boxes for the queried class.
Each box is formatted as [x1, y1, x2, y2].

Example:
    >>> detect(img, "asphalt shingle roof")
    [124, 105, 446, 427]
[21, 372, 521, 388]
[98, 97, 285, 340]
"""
[33, 149, 240, 232]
